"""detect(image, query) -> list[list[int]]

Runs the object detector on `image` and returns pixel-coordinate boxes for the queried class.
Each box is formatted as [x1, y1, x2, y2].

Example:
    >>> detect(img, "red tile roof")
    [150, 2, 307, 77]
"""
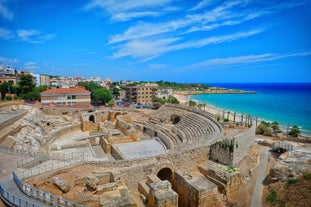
[40, 87, 91, 95]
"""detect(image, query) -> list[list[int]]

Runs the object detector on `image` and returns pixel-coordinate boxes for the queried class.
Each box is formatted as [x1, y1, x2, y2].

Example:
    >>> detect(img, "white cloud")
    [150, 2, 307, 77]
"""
[17, 29, 56, 44]
[0, 0, 13, 20]
[112, 29, 263, 61]
[191, 0, 218, 11]
[186, 51, 311, 69]
[0, 27, 13, 39]
[112, 37, 180, 61]
[0, 56, 18, 66]
[24, 61, 40, 70]
[104, 0, 308, 62]
[86, 0, 173, 21]
[149, 63, 171, 69]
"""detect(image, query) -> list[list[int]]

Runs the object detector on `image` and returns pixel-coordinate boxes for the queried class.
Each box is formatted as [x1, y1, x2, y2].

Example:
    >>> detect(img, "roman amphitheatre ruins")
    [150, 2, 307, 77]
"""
[0, 101, 310, 207]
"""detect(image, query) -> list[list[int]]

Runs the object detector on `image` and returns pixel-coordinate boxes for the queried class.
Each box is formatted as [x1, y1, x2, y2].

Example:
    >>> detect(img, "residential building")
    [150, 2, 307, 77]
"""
[0, 67, 16, 76]
[40, 75, 50, 86]
[31, 73, 40, 86]
[40, 87, 91, 107]
[126, 84, 158, 104]
[0, 76, 17, 85]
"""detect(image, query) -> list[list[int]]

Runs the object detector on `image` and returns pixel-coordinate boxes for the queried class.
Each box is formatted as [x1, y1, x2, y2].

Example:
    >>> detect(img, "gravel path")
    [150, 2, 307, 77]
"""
[250, 148, 270, 207]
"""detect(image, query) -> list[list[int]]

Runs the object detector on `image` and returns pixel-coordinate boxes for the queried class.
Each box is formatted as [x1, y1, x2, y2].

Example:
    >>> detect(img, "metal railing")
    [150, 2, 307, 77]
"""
[0, 183, 40, 207]
[13, 172, 84, 207]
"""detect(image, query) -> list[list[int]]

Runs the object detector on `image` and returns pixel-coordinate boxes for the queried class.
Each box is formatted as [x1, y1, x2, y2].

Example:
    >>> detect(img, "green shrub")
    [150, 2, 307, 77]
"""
[263, 127, 272, 136]
[5, 95, 12, 100]
[289, 125, 300, 137]
[266, 190, 277, 203]
[227, 166, 236, 173]
[303, 172, 311, 180]
[256, 123, 272, 136]
[287, 178, 298, 185]
[224, 118, 229, 122]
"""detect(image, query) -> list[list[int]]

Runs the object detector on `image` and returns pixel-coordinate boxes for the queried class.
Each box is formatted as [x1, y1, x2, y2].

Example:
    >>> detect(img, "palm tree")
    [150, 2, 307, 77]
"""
[202, 103, 206, 111]
[197, 103, 203, 110]
[233, 112, 236, 125]
[188, 100, 196, 108]
[227, 111, 230, 120]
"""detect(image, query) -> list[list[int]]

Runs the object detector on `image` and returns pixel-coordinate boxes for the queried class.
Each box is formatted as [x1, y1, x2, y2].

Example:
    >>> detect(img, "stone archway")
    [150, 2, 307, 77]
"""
[157, 167, 174, 183]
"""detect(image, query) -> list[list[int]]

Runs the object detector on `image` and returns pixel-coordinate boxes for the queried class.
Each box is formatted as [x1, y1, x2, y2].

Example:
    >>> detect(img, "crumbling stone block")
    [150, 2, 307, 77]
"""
[97, 182, 118, 194]
[53, 177, 70, 193]
[86, 175, 99, 191]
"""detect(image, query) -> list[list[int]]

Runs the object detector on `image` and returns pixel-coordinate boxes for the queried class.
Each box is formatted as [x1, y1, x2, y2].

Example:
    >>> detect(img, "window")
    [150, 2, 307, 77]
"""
[67, 95, 76, 100]
[58, 95, 66, 100]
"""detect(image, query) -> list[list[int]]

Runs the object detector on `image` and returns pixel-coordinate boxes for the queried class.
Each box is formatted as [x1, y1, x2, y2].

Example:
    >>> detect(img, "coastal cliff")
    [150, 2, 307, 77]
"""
[174, 87, 255, 95]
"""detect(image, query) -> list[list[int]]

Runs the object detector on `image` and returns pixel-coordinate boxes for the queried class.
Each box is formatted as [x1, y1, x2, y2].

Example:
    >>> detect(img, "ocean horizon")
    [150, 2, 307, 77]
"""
[190, 82, 311, 136]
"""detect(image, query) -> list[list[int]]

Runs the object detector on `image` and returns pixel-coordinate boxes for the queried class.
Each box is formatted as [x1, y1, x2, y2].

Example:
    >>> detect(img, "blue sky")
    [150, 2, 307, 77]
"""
[0, 0, 310, 83]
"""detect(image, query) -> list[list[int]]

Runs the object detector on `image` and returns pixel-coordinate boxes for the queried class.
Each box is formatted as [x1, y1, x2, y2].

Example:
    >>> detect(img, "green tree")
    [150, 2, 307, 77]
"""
[17, 74, 35, 96]
[197, 103, 203, 110]
[271, 121, 280, 131]
[92, 88, 113, 105]
[79, 81, 101, 92]
[188, 100, 196, 108]
[34, 85, 48, 93]
[23, 91, 41, 101]
[107, 99, 115, 107]
[0, 82, 16, 100]
[166, 95, 179, 105]
[289, 125, 300, 137]
[153, 97, 166, 104]
[112, 87, 120, 99]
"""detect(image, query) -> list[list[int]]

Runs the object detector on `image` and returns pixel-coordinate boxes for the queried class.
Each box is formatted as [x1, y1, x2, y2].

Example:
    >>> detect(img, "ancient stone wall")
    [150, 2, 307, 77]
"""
[232, 125, 255, 165]
[45, 123, 81, 148]
[210, 125, 255, 166]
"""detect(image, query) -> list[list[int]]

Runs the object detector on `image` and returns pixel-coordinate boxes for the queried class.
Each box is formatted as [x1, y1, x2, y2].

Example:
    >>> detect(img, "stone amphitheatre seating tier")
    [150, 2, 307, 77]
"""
[146, 105, 222, 148]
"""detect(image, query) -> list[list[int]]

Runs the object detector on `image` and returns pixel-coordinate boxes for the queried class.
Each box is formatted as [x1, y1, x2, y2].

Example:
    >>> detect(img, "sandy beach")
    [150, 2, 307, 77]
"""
[174, 93, 243, 122]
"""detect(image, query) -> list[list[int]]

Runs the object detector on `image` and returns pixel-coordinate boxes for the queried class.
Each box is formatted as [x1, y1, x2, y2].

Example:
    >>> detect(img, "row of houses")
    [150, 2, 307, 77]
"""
[1, 66, 166, 107]
[40, 83, 160, 107]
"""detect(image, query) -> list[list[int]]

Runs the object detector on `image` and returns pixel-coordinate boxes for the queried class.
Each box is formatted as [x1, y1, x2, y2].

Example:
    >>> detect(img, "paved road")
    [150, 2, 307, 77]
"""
[250, 148, 270, 207]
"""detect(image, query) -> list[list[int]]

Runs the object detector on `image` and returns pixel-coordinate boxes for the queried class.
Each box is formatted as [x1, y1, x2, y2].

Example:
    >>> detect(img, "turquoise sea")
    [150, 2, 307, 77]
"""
[190, 83, 311, 136]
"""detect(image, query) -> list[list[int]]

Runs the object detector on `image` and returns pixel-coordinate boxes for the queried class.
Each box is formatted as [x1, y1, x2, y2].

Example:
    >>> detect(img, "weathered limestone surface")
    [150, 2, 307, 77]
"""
[210, 125, 255, 166]
[99, 186, 136, 207]
[268, 149, 311, 183]
[86, 175, 99, 191]
[53, 176, 70, 193]
[148, 180, 178, 207]
[198, 162, 243, 194]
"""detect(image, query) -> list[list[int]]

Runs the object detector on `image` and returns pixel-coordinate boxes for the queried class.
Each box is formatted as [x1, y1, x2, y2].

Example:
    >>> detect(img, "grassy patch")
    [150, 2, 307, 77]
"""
[287, 178, 298, 186]
[266, 190, 277, 203]
[303, 172, 311, 181]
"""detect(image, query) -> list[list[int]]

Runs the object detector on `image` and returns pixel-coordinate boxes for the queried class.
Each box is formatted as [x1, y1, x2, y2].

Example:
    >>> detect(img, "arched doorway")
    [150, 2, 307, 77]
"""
[157, 167, 173, 183]
[171, 115, 181, 125]
[89, 115, 95, 123]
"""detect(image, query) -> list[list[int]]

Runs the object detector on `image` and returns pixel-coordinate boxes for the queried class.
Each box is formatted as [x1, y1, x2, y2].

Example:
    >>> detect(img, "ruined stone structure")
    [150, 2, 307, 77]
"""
[209, 125, 255, 166]
[0, 103, 257, 207]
